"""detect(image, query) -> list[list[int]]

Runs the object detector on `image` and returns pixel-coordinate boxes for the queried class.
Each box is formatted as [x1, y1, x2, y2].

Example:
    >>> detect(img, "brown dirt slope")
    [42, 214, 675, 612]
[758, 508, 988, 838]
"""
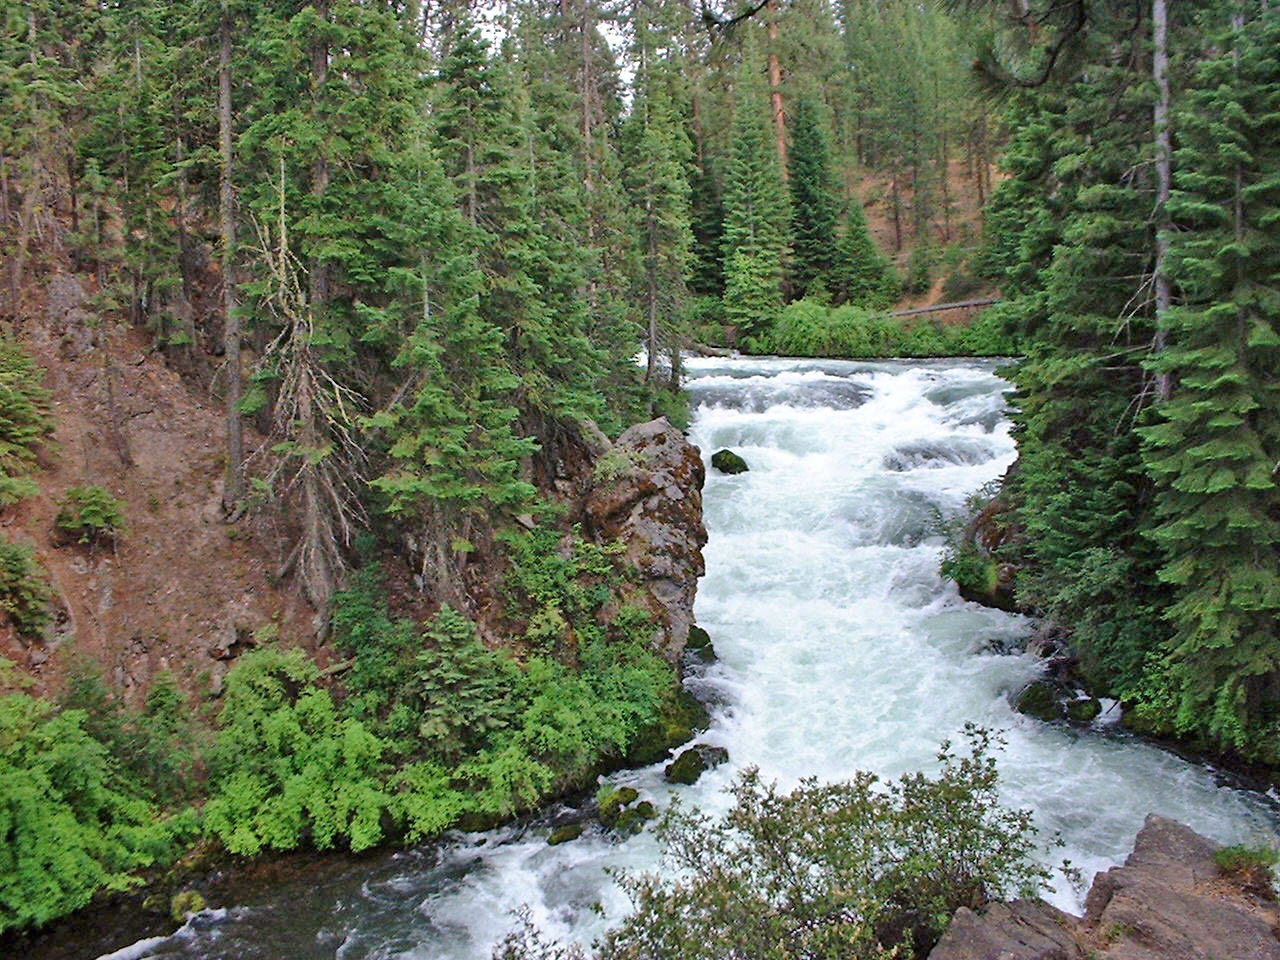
[0, 272, 314, 703]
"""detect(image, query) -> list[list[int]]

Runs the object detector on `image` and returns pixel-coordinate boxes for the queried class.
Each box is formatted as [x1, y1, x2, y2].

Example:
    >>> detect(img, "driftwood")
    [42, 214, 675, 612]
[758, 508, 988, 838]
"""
[690, 341, 736, 357]
[885, 297, 1000, 319]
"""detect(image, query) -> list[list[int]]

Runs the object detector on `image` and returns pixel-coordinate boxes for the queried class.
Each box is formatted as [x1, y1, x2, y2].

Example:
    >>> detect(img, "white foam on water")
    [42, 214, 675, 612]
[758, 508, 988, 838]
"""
[99, 355, 1278, 960]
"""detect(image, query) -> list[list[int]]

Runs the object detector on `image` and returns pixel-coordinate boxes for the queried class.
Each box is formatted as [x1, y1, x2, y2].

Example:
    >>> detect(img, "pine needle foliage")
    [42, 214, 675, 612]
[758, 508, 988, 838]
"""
[1139, 13, 1280, 759]
[721, 48, 791, 346]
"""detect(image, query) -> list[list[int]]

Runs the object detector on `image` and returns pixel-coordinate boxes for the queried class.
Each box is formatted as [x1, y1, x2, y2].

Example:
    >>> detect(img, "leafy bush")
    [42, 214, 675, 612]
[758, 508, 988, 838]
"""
[498, 728, 1053, 960]
[0, 340, 53, 507]
[0, 692, 189, 934]
[203, 647, 393, 856]
[0, 539, 52, 639]
[55, 485, 126, 545]
[766, 299, 1019, 359]
[58, 664, 196, 804]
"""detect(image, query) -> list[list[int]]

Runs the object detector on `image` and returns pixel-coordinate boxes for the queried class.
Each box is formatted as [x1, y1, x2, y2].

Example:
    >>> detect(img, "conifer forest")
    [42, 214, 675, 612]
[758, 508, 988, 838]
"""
[1, 1, 1279, 957]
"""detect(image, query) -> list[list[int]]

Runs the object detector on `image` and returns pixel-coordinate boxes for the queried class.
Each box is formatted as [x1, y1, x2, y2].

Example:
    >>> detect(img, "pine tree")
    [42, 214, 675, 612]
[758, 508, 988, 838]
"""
[721, 49, 790, 346]
[787, 96, 839, 297]
[622, 75, 694, 382]
[829, 196, 898, 308]
[1139, 10, 1280, 760]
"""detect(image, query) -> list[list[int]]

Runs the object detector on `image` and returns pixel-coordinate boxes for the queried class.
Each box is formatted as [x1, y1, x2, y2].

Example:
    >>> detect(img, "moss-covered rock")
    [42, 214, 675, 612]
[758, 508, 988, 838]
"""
[598, 785, 640, 828]
[456, 810, 505, 833]
[686, 624, 717, 663]
[614, 801, 657, 837]
[1066, 698, 1101, 724]
[665, 745, 729, 785]
[710, 449, 749, 475]
[1120, 706, 1175, 739]
[548, 823, 584, 846]
[170, 890, 205, 923]
[624, 686, 710, 767]
[1015, 680, 1065, 722]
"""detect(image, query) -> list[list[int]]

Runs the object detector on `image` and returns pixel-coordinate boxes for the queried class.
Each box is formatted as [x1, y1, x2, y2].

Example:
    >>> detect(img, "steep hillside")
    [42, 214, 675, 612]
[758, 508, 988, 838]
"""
[0, 273, 314, 701]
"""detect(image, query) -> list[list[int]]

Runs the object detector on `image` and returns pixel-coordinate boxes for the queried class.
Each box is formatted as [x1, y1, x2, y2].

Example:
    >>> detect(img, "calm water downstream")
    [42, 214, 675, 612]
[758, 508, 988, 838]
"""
[104, 356, 1278, 960]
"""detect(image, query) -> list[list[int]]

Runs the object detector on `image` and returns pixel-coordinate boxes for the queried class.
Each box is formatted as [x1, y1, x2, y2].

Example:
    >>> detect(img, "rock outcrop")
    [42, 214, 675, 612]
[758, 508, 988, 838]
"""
[929, 815, 1280, 960]
[586, 417, 707, 662]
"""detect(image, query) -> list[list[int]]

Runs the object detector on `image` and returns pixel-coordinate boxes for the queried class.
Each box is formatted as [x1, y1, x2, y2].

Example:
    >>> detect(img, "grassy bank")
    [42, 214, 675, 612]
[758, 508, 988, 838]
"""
[751, 298, 1020, 359]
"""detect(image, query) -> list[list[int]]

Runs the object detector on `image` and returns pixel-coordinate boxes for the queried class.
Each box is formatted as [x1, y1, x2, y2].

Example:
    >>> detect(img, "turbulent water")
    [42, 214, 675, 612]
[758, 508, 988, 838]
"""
[108, 356, 1278, 960]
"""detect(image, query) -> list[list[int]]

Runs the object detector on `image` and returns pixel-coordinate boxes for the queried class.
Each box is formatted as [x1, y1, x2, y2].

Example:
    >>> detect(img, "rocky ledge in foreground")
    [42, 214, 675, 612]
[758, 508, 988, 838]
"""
[930, 814, 1280, 960]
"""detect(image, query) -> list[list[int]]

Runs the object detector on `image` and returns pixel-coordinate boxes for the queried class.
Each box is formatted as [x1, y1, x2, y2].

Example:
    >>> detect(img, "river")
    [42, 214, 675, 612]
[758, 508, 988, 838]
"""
[103, 355, 1278, 960]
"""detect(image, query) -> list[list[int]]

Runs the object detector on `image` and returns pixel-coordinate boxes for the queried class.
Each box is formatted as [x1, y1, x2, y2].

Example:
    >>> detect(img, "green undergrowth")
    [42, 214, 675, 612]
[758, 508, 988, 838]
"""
[749, 298, 1020, 359]
[0, 522, 689, 935]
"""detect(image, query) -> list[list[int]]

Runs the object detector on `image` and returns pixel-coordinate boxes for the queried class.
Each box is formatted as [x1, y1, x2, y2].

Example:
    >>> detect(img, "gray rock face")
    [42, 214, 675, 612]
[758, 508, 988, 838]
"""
[586, 417, 706, 662]
[930, 815, 1280, 960]
[931, 900, 1082, 960]
[44, 273, 97, 360]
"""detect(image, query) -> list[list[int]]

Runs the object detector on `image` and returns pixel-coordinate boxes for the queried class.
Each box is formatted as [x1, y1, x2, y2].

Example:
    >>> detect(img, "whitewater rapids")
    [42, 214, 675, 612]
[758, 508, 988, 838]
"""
[110, 356, 1277, 960]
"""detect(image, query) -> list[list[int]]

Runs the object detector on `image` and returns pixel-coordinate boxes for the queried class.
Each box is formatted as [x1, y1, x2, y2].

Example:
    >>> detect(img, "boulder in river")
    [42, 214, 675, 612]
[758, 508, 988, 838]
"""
[685, 624, 717, 663]
[1065, 697, 1101, 724]
[928, 815, 1280, 960]
[613, 801, 657, 837]
[1014, 679, 1066, 722]
[597, 785, 639, 829]
[710, 449, 749, 475]
[547, 823, 584, 846]
[665, 745, 729, 785]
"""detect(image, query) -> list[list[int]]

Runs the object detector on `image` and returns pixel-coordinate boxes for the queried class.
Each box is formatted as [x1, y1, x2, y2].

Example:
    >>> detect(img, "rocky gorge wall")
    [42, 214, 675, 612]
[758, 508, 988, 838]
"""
[930, 815, 1280, 960]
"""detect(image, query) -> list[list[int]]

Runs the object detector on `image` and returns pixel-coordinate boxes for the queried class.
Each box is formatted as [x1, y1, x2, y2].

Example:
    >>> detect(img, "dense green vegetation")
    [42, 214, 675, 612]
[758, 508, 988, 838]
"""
[0, 536, 680, 932]
[767, 298, 1016, 358]
[960, 2, 1280, 765]
[2, 0, 1277, 943]
[497, 729, 1054, 960]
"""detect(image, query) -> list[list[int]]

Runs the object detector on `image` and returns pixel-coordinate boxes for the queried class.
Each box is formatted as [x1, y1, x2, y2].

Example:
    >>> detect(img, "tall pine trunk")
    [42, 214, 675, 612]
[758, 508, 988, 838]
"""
[767, 0, 787, 177]
[219, 1, 244, 512]
[1152, 0, 1172, 400]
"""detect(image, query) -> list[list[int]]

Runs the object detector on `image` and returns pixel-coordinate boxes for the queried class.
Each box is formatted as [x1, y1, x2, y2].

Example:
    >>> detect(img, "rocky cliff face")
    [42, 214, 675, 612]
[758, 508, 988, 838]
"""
[930, 815, 1280, 960]
[585, 417, 707, 662]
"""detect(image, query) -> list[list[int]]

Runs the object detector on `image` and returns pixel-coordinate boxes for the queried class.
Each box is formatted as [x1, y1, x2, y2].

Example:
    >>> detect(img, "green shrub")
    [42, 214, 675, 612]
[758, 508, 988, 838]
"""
[768, 298, 1019, 359]
[55, 485, 126, 545]
[0, 539, 52, 639]
[332, 537, 675, 832]
[0, 692, 188, 934]
[1214, 843, 1279, 880]
[58, 665, 196, 805]
[203, 647, 394, 856]
[681, 296, 727, 348]
[0, 340, 53, 507]
[498, 728, 1052, 960]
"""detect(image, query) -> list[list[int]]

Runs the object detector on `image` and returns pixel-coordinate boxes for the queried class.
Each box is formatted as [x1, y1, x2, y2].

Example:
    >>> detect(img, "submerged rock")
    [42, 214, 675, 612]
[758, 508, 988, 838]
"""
[547, 823, 584, 846]
[710, 449, 749, 475]
[685, 624, 717, 663]
[665, 745, 729, 785]
[614, 801, 657, 837]
[1014, 679, 1066, 722]
[169, 890, 205, 923]
[929, 815, 1280, 960]
[1065, 697, 1101, 724]
[624, 685, 710, 768]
